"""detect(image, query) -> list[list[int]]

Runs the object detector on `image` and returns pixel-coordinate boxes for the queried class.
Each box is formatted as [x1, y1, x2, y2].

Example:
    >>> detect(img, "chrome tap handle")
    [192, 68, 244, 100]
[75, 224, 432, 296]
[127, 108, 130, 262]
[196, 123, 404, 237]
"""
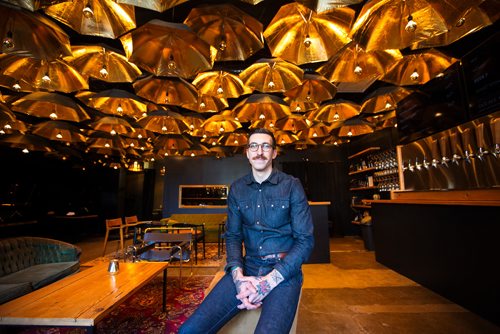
[415, 158, 422, 171]
[408, 159, 415, 172]
[452, 153, 462, 165]
[422, 157, 430, 169]
[494, 144, 500, 158]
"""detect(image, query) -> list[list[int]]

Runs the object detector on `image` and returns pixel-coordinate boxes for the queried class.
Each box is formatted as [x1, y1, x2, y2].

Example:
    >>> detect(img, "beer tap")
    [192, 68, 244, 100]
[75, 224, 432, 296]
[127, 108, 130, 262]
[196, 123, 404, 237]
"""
[422, 156, 430, 169]
[491, 118, 499, 158]
[430, 139, 440, 168]
[408, 159, 415, 172]
[415, 157, 422, 171]
[438, 136, 450, 167]
[461, 128, 475, 163]
[450, 132, 462, 165]
[475, 123, 489, 161]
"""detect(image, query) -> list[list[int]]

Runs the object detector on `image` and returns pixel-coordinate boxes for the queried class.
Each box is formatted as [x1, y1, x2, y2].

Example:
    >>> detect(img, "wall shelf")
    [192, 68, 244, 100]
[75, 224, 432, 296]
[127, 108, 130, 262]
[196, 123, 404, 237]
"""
[348, 147, 380, 160]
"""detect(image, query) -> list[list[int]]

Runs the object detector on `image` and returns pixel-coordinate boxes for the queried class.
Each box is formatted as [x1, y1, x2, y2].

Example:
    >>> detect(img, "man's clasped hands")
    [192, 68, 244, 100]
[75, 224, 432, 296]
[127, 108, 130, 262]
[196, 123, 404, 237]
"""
[231, 267, 284, 310]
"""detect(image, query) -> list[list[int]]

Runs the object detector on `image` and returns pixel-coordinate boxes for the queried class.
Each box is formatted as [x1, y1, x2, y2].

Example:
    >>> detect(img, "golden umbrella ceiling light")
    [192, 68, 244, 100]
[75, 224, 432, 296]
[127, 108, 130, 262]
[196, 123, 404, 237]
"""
[0, 74, 38, 93]
[0, 133, 52, 153]
[89, 116, 135, 135]
[239, 58, 304, 93]
[182, 112, 206, 132]
[133, 75, 198, 106]
[274, 114, 312, 133]
[192, 70, 251, 99]
[349, 0, 452, 51]
[318, 43, 402, 83]
[234, 93, 291, 122]
[65, 45, 141, 83]
[338, 117, 374, 137]
[382, 49, 458, 86]
[297, 0, 364, 13]
[411, 0, 500, 48]
[117, 0, 187, 12]
[31, 120, 87, 143]
[0, 104, 27, 134]
[200, 114, 242, 134]
[120, 20, 216, 78]
[184, 3, 264, 61]
[137, 108, 189, 134]
[307, 99, 360, 123]
[218, 131, 248, 147]
[273, 130, 300, 145]
[11, 92, 90, 122]
[263, 2, 355, 65]
[182, 94, 229, 113]
[284, 98, 319, 113]
[44, 0, 136, 39]
[0, 54, 88, 93]
[82, 89, 148, 118]
[154, 134, 193, 151]
[360, 86, 412, 114]
[298, 122, 332, 139]
[2, 0, 67, 11]
[1, 4, 72, 60]
[182, 143, 211, 157]
[86, 131, 126, 150]
[284, 74, 337, 103]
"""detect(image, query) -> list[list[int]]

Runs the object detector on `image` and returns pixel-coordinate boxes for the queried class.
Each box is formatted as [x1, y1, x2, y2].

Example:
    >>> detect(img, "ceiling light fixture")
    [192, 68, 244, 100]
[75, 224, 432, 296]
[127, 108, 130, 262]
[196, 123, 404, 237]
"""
[99, 65, 109, 78]
[410, 69, 419, 81]
[12, 81, 21, 92]
[3, 31, 14, 49]
[83, 3, 94, 18]
[405, 15, 417, 32]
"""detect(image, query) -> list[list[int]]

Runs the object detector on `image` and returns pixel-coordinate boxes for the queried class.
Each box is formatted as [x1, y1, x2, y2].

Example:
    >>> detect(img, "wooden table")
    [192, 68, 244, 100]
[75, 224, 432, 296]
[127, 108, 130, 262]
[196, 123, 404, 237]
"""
[0, 262, 168, 333]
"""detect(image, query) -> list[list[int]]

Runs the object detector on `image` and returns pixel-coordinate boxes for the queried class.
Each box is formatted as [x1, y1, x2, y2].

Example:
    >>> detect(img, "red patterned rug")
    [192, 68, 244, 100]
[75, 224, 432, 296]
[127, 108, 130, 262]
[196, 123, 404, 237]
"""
[10, 275, 214, 334]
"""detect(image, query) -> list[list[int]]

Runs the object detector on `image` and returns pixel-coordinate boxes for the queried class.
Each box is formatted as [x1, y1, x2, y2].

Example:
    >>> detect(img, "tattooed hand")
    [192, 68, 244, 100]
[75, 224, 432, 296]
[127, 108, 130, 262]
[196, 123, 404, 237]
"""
[231, 267, 260, 310]
[240, 269, 284, 304]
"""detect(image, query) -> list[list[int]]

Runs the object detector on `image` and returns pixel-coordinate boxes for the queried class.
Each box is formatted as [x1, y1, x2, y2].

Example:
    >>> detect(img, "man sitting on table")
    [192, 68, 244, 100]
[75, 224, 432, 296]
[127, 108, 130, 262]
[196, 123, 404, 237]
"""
[179, 128, 314, 334]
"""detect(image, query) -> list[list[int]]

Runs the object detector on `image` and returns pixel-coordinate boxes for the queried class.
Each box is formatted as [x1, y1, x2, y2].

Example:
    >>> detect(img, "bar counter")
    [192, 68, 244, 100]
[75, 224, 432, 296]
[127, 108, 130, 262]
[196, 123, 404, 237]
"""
[370, 189, 500, 325]
[306, 201, 331, 264]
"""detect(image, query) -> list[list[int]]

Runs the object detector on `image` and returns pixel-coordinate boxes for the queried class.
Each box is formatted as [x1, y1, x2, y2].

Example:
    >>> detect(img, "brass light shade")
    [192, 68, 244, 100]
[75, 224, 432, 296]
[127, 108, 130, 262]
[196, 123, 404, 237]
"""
[284, 74, 337, 103]
[349, 0, 452, 51]
[137, 108, 189, 135]
[184, 3, 264, 61]
[86, 131, 126, 150]
[338, 117, 374, 137]
[234, 94, 291, 122]
[89, 116, 135, 135]
[12, 92, 90, 122]
[360, 86, 412, 114]
[274, 114, 312, 133]
[121, 20, 216, 79]
[0, 74, 38, 93]
[44, 0, 136, 39]
[82, 89, 148, 118]
[117, 0, 188, 12]
[382, 49, 458, 86]
[318, 43, 403, 83]
[0, 104, 27, 134]
[297, 123, 332, 139]
[0, 133, 52, 152]
[181, 94, 229, 113]
[182, 143, 211, 157]
[273, 130, 300, 145]
[2, 0, 67, 11]
[154, 134, 193, 151]
[307, 99, 360, 123]
[200, 114, 242, 134]
[284, 98, 319, 113]
[218, 132, 248, 147]
[0, 54, 88, 93]
[65, 45, 141, 83]
[192, 71, 252, 99]
[263, 2, 354, 65]
[239, 58, 304, 93]
[133, 75, 198, 106]
[31, 120, 87, 143]
[1, 4, 72, 60]
[296, 0, 364, 13]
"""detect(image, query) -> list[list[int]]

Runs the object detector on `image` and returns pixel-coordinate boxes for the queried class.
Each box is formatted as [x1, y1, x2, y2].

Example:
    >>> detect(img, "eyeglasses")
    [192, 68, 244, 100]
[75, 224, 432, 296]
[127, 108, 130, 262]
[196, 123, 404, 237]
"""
[247, 142, 274, 152]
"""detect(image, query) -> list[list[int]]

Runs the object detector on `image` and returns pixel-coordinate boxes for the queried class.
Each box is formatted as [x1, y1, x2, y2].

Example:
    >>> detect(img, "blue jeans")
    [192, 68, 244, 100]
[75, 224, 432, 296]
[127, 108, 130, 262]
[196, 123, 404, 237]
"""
[179, 256, 303, 334]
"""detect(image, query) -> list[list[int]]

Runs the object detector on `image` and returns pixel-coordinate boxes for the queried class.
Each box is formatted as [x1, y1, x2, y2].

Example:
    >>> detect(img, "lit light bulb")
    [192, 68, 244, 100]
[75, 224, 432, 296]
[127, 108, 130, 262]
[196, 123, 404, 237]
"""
[333, 112, 340, 121]
[12, 82, 21, 91]
[259, 113, 265, 120]
[191, 153, 195, 157]
[42, 73, 51, 84]
[304, 35, 312, 48]
[164, 152, 169, 156]
[113, 165, 118, 169]
[305, 94, 311, 102]
[354, 65, 363, 75]
[456, 17, 466, 27]
[105, 143, 110, 148]
[99, 66, 108, 78]
[281, 139, 285, 144]
[405, 15, 417, 32]
[217, 86, 224, 95]
[189, 123, 194, 129]
[267, 81, 275, 89]
[270, 122, 274, 128]
[347, 129, 353, 136]
[334, 141, 338, 146]
[234, 139, 239, 144]
[313, 132, 317, 137]
[199, 102, 206, 109]
[2, 31, 14, 49]
[0, 130, 5, 135]
[202, 134, 207, 139]
[22, 148, 29, 153]
[142, 112, 147, 117]
[295, 106, 302, 112]
[385, 102, 393, 110]
[151, 158, 155, 162]
[410, 69, 419, 81]
[83, 3, 94, 18]
[130, 143, 135, 147]
[137, 134, 143, 139]
[219, 126, 224, 132]
[212, 142, 216, 146]
[219, 39, 227, 51]
[161, 125, 168, 132]
[110, 129, 116, 135]
[49, 112, 58, 120]
[56, 132, 63, 139]
[167, 55, 176, 71]
[116, 104, 123, 114]
[4, 123, 11, 130]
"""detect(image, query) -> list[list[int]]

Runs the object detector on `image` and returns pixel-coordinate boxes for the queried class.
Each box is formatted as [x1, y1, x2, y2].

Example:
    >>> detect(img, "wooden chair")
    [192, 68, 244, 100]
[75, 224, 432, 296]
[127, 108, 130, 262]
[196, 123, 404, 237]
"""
[124, 215, 147, 244]
[102, 218, 124, 256]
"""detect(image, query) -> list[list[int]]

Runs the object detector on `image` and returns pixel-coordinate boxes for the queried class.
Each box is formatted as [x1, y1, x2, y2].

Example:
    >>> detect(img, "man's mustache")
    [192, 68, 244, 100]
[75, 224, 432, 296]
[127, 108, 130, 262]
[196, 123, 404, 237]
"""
[253, 154, 267, 160]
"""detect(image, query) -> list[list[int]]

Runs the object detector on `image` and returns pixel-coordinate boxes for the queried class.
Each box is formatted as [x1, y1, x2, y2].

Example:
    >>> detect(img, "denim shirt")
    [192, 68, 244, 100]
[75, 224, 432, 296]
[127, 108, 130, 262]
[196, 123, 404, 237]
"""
[224, 169, 314, 280]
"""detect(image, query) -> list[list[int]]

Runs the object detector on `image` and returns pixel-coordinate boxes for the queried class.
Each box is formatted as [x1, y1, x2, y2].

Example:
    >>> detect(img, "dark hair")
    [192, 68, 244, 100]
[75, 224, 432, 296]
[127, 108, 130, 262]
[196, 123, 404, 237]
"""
[248, 128, 276, 147]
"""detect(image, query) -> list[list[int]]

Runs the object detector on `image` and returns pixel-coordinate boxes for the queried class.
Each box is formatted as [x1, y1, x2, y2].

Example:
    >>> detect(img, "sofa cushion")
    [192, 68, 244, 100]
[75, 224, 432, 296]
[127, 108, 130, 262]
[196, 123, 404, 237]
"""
[0, 283, 33, 304]
[0, 261, 80, 290]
